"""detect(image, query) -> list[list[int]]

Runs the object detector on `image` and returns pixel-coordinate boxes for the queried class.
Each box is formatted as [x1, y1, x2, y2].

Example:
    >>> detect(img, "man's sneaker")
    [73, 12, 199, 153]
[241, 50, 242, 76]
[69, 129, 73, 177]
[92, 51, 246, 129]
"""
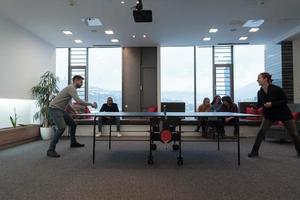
[117, 132, 122, 137]
[47, 149, 60, 158]
[248, 151, 259, 158]
[70, 142, 85, 148]
[96, 132, 102, 137]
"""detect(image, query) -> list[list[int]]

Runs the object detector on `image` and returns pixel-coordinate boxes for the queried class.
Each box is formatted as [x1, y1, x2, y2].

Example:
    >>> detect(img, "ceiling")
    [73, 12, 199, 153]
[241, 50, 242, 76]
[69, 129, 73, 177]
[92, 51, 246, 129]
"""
[0, 0, 300, 47]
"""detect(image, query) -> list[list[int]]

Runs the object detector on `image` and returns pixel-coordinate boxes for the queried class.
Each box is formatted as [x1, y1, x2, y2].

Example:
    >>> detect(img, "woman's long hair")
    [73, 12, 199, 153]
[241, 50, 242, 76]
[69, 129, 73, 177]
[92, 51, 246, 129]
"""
[211, 95, 221, 105]
[221, 96, 234, 106]
[198, 97, 211, 112]
[259, 72, 273, 84]
[202, 97, 210, 104]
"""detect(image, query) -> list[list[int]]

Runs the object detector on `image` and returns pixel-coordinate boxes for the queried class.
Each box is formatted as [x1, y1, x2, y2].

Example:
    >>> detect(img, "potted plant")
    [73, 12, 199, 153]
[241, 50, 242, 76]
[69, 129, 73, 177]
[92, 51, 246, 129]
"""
[31, 71, 59, 140]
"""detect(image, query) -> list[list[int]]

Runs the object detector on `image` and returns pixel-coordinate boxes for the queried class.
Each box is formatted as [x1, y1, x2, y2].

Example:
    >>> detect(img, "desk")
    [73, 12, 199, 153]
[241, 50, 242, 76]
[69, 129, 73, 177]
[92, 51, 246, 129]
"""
[78, 112, 257, 166]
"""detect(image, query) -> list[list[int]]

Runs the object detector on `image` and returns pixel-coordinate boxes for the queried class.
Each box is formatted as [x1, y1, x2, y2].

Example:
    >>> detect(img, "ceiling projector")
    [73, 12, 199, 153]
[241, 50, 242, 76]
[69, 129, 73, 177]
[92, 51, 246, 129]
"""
[133, 0, 152, 23]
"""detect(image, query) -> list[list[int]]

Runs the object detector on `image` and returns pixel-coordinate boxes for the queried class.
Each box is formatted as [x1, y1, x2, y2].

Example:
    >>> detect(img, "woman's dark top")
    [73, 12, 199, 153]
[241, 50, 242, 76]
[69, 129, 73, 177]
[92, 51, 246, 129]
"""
[220, 103, 238, 113]
[257, 84, 292, 121]
[100, 103, 119, 112]
[211, 103, 223, 112]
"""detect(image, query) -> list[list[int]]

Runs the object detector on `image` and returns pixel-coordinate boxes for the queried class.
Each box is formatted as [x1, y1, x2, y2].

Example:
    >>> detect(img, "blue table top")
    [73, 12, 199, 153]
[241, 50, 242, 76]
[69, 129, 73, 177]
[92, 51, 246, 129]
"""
[77, 111, 259, 118]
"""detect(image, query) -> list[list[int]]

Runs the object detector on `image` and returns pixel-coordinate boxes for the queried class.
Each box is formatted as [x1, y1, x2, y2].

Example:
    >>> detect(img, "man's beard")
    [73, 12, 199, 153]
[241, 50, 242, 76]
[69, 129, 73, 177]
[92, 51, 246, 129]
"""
[75, 84, 81, 88]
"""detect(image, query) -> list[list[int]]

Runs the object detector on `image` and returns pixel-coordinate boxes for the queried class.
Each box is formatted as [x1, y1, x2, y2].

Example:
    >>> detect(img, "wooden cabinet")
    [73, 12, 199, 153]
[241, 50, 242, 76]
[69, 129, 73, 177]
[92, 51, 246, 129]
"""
[0, 125, 40, 149]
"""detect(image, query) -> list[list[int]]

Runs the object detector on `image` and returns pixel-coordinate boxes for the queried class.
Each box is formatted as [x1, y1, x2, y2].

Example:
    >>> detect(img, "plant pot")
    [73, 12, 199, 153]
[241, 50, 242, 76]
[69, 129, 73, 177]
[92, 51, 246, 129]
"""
[40, 127, 53, 140]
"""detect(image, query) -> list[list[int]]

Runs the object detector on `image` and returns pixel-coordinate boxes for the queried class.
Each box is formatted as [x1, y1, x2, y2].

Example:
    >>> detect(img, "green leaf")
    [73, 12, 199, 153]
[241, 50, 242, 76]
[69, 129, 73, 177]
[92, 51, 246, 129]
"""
[31, 71, 59, 127]
[10, 116, 16, 128]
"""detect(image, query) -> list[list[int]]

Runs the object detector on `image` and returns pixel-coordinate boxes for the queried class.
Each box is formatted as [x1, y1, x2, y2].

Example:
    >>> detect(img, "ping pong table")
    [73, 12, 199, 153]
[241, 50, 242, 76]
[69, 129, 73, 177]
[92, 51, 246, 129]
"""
[79, 112, 257, 166]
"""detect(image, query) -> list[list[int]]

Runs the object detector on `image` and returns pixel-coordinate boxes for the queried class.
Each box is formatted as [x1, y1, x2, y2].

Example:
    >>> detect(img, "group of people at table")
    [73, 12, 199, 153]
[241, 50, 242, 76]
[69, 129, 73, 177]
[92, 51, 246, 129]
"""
[194, 95, 238, 138]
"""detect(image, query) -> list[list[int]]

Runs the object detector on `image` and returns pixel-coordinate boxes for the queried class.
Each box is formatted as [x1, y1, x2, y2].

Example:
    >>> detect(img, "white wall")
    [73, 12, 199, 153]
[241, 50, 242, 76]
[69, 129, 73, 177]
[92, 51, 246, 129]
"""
[293, 39, 300, 103]
[0, 16, 55, 99]
[0, 98, 39, 128]
[0, 16, 55, 128]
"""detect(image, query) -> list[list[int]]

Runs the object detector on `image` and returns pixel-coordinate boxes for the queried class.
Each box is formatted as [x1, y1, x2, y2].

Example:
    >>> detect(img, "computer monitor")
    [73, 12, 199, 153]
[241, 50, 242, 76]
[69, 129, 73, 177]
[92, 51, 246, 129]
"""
[160, 102, 185, 112]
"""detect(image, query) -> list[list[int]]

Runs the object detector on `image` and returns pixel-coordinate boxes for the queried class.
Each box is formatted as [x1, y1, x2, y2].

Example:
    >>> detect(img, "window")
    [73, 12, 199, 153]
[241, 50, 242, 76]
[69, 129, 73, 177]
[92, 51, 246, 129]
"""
[196, 47, 213, 107]
[69, 48, 88, 100]
[55, 48, 87, 100]
[55, 48, 68, 91]
[55, 45, 264, 112]
[160, 47, 194, 112]
[88, 48, 122, 110]
[233, 45, 265, 102]
[213, 46, 233, 98]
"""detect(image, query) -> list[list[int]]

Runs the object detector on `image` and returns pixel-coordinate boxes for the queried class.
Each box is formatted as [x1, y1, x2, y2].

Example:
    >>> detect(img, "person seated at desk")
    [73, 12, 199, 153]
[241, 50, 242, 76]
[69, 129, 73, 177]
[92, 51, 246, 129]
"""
[97, 97, 121, 137]
[215, 96, 239, 138]
[211, 95, 222, 112]
[195, 97, 211, 136]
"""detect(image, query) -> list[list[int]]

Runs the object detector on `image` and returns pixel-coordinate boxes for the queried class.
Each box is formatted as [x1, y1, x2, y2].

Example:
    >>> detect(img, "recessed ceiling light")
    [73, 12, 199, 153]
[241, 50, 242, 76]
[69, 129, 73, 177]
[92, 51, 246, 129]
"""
[249, 28, 260, 32]
[143, 34, 147, 38]
[74, 39, 83, 43]
[209, 28, 218, 33]
[105, 30, 114, 35]
[68, 0, 76, 6]
[132, 35, 136, 38]
[121, 1, 125, 4]
[243, 19, 264, 27]
[239, 36, 248, 41]
[84, 17, 102, 27]
[111, 39, 119, 43]
[257, 0, 265, 6]
[203, 37, 211, 41]
[63, 31, 73, 35]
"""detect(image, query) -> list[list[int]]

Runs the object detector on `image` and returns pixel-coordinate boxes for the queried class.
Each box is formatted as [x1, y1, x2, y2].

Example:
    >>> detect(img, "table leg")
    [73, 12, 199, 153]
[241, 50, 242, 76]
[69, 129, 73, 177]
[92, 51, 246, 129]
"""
[109, 121, 112, 150]
[217, 126, 220, 151]
[238, 122, 240, 166]
[93, 116, 96, 164]
[177, 123, 183, 165]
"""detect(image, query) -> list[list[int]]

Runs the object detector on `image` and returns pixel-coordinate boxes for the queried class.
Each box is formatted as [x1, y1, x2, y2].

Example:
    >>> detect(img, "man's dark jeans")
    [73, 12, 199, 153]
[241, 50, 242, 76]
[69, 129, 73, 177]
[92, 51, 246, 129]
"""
[98, 117, 120, 132]
[48, 108, 77, 150]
